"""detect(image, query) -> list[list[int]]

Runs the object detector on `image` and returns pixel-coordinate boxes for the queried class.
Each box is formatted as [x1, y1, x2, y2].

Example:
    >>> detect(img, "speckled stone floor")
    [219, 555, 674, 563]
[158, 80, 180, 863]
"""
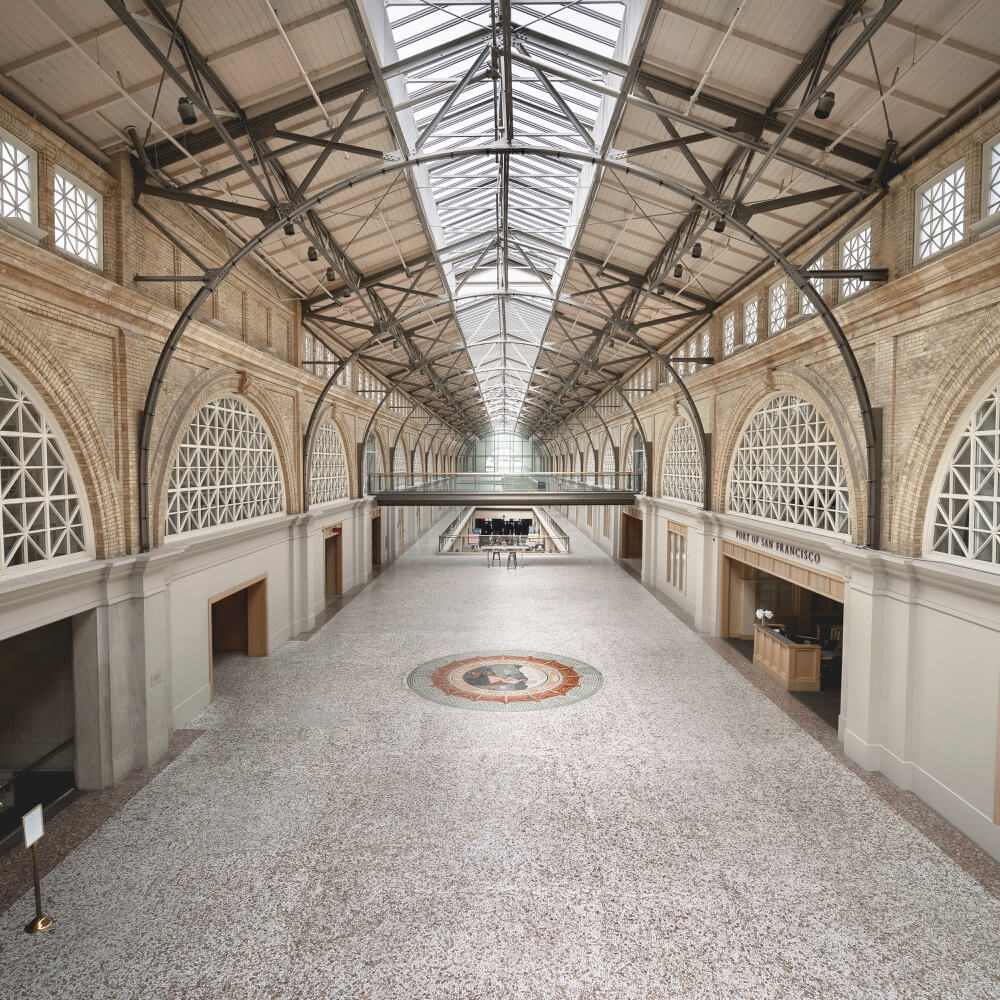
[2, 512, 999, 999]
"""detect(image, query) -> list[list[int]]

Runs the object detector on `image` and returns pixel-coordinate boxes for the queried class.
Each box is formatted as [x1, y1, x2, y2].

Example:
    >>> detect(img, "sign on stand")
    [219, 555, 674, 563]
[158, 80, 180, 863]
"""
[22, 804, 53, 934]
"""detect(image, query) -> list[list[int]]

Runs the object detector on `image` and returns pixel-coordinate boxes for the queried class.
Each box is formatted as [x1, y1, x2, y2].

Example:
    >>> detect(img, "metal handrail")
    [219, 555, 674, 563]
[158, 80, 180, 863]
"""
[0, 737, 75, 805]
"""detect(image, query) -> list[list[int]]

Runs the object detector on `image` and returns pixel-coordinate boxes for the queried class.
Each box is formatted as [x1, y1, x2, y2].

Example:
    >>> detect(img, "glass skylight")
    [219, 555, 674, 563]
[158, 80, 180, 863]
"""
[384, 1, 627, 429]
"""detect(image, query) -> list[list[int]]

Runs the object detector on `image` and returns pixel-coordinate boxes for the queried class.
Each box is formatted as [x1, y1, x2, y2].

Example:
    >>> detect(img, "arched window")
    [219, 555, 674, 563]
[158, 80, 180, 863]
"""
[601, 440, 615, 485]
[392, 442, 408, 486]
[727, 395, 849, 534]
[166, 396, 283, 536]
[413, 446, 423, 483]
[309, 420, 349, 505]
[625, 431, 645, 492]
[661, 417, 703, 503]
[0, 365, 89, 569]
[585, 445, 596, 484]
[929, 380, 1000, 566]
[364, 434, 384, 494]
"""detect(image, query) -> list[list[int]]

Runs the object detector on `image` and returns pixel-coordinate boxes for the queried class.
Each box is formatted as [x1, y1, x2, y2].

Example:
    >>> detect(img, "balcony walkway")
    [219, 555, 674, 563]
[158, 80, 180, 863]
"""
[370, 473, 638, 507]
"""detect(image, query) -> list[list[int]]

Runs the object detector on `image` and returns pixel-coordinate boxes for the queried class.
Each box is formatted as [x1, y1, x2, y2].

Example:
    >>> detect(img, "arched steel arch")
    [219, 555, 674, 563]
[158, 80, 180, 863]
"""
[358, 389, 394, 494]
[138, 145, 879, 550]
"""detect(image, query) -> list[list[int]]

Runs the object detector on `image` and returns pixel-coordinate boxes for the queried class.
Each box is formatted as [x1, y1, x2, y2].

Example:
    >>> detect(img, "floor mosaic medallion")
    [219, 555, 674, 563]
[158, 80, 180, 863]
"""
[407, 651, 603, 711]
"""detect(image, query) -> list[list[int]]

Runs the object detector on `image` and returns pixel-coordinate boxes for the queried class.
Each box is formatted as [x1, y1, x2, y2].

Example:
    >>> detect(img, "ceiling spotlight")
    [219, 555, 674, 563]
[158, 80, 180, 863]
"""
[815, 91, 835, 120]
[691, 242, 702, 259]
[283, 222, 295, 236]
[714, 217, 726, 233]
[177, 96, 197, 127]
[326, 267, 336, 282]
[673, 263, 683, 279]
[307, 245, 318, 262]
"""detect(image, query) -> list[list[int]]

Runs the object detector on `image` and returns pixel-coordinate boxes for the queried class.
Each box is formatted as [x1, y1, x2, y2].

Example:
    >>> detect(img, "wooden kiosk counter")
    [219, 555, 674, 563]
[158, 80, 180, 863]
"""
[752, 625, 821, 691]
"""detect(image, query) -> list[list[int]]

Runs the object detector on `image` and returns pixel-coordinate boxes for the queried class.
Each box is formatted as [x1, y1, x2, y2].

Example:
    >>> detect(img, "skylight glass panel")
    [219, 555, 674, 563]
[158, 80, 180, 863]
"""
[384, 1, 626, 429]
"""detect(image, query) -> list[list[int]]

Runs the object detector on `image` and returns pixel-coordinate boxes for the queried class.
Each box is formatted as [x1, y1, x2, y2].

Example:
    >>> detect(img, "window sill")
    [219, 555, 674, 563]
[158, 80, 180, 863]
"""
[0, 215, 46, 245]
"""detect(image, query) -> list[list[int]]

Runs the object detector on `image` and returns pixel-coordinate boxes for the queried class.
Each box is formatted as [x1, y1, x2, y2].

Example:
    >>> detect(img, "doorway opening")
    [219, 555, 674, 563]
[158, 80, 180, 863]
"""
[209, 577, 268, 697]
[0, 617, 77, 844]
[371, 511, 382, 567]
[621, 506, 643, 560]
[324, 525, 343, 601]
[722, 554, 844, 730]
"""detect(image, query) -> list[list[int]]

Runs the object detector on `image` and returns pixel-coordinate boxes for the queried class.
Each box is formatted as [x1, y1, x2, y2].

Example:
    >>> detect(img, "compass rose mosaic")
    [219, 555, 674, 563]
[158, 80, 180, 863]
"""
[407, 651, 603, 712]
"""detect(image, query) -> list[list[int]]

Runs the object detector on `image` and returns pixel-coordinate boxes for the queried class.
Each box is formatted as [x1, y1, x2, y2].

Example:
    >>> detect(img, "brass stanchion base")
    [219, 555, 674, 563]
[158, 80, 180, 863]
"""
[25, 915, 53, 934]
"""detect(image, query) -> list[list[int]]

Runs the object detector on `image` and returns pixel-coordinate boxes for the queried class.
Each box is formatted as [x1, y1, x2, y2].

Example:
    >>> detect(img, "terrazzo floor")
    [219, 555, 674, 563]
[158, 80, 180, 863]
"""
[2, 512, 999, 999]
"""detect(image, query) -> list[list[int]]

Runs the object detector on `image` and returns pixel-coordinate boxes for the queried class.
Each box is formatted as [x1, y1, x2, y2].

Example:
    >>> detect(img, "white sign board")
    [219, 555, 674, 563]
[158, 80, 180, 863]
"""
[22, 803, 44, 848]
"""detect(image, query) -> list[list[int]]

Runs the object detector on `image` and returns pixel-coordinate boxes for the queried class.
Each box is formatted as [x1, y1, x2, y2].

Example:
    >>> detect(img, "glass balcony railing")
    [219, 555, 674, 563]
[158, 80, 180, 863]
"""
[367, 473, 645, 494]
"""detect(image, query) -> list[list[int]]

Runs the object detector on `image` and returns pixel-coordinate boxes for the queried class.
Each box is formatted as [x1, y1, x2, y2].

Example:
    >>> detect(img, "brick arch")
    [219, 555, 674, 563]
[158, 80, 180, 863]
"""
[149, 374, 295, 547]
[890, 307, 1000, 557]
[653, 408, 701, 501]
[714, 370, 867, 544]
[0, 301, 124, 558]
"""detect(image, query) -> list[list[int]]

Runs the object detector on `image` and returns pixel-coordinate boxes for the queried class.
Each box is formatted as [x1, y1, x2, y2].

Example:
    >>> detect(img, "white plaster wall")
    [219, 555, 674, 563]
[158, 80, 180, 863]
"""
[163, 516, 297, 726]
[639, 505, 1000, 862]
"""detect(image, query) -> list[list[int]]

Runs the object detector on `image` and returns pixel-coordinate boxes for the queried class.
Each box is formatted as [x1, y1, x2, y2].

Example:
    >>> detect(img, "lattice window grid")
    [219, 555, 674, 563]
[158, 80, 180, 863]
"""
[931, 382, 1000, 566]
[0, 129, 34, 224]
[801, 257, 823, 316]
[53, 170, 100, 266]
[309, 420, 349, 505]
[917, 163, 965, 260]
[0, 367, 88, 569]
[987, 138, 1000, 218]
[727, 395, 850, 535]
[744, 299, 758, 346]
[661, 418, 702, 504]
[723, 312, 735, 356]
[165, 397, 283, 537]
[841, 226, 872, 298]
[769, 281, 787, 333]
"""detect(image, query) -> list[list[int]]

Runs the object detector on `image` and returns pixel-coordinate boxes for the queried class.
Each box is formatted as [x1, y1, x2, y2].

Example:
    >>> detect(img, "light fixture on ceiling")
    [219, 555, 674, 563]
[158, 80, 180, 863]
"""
[815, 91, 835, 120]
[177, 96, 197, 127]
[714, 218, 726, 233]
[326, 267, 336, 282]
[673, 263, 683, 279]
[307, 245, 318, 262]
[691, 242, 702, 259]
[283, 222, 295, 236]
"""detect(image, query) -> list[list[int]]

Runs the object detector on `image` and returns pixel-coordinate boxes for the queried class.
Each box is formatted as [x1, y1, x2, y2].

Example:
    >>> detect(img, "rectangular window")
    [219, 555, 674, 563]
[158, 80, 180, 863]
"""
[801, 256, 823, 315]
[841, 225, 872, 298]
[54, 169, 102, 266]
[916, 162, 965, 260]
[723, 312, 735, 356]
[769, 281, 786, 333]
[743, 299, 758, 346]
[667, 521, 687, 593]
[687, 338, 696, 374]
[700, 330, 709, 358]
[0, 127, 35, 225]
[983, 135, 1000, 218]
